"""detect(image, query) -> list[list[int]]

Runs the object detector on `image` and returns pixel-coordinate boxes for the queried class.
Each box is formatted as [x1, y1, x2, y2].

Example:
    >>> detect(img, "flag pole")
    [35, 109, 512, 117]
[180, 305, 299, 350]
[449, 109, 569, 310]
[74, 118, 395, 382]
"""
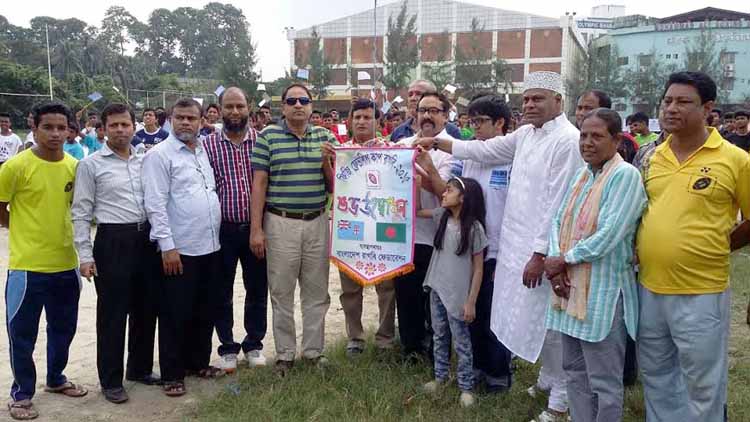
[372, 0, 378, 139]
[45, 24, 53, 100]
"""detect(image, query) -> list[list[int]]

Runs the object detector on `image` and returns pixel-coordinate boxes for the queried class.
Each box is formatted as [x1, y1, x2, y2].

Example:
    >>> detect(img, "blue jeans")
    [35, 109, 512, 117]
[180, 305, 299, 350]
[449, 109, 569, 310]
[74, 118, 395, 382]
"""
[637, 285, 729, 422]
[5, 269, 80, 401]
[430, 290, 474, 392]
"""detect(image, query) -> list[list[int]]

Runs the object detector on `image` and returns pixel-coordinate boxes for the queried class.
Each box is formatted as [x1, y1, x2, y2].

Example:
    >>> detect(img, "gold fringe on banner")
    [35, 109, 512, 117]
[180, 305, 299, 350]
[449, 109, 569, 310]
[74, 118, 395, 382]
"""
[331, 257, 415, 287]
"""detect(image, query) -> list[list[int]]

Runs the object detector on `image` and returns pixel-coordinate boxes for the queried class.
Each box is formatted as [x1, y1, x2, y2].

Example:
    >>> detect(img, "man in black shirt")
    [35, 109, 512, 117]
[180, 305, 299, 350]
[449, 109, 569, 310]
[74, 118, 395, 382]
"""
[726, 109, 750, 151]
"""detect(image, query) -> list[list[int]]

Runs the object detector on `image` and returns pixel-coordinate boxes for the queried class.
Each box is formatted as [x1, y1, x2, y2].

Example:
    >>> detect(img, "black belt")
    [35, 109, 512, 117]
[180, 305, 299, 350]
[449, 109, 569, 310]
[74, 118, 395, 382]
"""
[266, 206, 323, 221]
[98, 221, 150, 232]
[222, 221, 250, 231]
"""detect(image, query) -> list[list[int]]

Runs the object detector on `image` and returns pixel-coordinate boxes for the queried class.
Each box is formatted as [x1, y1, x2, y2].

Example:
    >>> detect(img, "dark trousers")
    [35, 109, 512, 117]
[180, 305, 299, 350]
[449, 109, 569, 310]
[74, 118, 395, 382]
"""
[215, 222, 268, 356]
[469, 259, 513, 388]
[158, 252, 220, 382]
[394, 244, 433, 356]
[6, 269, 80, 401]
[623, 336, 638, 385]
[92, 224, 160, 389]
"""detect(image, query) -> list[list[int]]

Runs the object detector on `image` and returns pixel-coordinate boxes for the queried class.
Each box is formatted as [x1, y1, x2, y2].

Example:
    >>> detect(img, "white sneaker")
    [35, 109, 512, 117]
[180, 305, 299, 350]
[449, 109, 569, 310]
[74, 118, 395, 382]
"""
[244, 350, 267, 367]
[530, 410, 569, 422]
[220, 353, 238, 374]
[459, 392, 475, 408]
[526, 383, 551, 398]
[423, 379, 445, 394]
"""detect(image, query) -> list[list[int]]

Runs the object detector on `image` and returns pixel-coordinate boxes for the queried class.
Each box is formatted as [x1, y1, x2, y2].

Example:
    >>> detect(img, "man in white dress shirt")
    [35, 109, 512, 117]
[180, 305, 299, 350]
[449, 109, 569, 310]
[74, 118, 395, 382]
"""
[419, 72, 583, 422]
[395, 92, 458, 362]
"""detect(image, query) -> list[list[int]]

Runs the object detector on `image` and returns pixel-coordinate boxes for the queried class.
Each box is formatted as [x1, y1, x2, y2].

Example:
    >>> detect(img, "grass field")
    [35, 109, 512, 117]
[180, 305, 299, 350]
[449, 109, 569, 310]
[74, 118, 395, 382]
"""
[193, 253, 750, 421]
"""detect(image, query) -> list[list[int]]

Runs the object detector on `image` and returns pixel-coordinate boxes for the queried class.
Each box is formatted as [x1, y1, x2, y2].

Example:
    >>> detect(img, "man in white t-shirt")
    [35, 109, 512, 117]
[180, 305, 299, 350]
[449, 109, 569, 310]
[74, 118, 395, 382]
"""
[24, 111, 36, 148]
[459, 94, 514, 393]
[0, 113, 23, 165]
[394, 92, 457, 362]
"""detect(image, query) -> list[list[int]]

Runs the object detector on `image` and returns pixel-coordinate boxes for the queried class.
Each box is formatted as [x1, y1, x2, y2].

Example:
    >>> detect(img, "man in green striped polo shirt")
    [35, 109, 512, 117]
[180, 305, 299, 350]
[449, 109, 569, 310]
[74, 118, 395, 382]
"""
[250, 83, 336, 376]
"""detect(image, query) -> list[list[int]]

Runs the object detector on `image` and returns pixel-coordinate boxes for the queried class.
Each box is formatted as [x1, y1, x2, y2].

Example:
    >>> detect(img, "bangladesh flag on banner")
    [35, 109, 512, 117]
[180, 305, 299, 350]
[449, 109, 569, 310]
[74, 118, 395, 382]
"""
[376, 223, 406, 243]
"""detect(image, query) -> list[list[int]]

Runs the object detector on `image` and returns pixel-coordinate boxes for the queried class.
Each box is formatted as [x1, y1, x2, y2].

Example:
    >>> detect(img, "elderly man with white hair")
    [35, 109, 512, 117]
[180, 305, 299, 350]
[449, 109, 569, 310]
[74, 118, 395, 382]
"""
[419, 71, 583, 422]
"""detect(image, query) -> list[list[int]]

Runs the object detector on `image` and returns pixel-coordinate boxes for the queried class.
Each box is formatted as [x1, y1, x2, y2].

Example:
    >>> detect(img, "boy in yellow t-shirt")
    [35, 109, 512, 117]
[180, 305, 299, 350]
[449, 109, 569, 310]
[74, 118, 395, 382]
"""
[0, 102, 87, 420]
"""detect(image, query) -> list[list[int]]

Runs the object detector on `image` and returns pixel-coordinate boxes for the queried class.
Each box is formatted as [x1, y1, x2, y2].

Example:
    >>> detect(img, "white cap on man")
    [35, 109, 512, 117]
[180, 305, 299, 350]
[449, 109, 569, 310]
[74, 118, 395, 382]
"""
[523, 71, 563, 95]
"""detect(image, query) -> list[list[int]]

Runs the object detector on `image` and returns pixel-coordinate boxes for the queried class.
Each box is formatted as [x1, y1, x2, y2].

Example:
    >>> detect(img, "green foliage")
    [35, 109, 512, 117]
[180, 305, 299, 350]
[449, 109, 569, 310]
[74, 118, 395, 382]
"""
[422, 30, 454, 93]
[306, 28, 331, 100]
[622, 49, 676, 116]
[383, 3, 418, 91]
[566, 41, 627, 116]
[683, 30, 729, 101]
[0, 4, 259, 116]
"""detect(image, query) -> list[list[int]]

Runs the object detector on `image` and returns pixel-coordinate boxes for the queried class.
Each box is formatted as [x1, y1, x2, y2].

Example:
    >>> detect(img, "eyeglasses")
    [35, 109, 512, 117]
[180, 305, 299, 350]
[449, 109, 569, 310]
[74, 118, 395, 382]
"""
[469, 116, 492, 127]
[417, 107, 444, 115]
[285, 97, 311, 106]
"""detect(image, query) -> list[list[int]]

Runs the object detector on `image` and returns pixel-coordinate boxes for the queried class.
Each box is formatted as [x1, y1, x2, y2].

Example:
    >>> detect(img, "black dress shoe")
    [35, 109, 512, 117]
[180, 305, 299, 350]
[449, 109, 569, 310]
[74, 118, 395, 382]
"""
[126, 373, 163, 386]
[103, 387, 129, 404]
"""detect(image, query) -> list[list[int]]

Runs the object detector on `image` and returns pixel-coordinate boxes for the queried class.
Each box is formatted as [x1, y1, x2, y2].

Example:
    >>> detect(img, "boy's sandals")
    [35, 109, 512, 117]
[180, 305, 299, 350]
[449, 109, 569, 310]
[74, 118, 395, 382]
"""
[194, 366, 225, 379]
[7, 400, 38, 420]
[43, 381, 88, 397]
[163, 382, 186, 397]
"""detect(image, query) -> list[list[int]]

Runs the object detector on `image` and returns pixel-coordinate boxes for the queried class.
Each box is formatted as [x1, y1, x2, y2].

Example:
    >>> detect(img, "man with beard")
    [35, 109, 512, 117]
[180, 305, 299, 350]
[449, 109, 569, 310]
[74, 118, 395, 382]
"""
[143, 98, 223, 397]
[394, 92, 458, 362]
[420, 72, 582, 422]
[390, 80, 462, 143]
[203, 87, 268, 373]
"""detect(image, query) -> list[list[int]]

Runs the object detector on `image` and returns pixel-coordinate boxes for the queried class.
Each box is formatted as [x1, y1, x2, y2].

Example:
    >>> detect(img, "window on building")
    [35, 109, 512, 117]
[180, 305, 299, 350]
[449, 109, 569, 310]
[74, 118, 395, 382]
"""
[722, 78, 735, 91]
[614, 103, 627, 112]
[617, 56, 629, 66]
[639, 54, 653, 67]
[720, 51, 737, 65]
[666, 54, 671, 59]
[674, 53, 678, 59]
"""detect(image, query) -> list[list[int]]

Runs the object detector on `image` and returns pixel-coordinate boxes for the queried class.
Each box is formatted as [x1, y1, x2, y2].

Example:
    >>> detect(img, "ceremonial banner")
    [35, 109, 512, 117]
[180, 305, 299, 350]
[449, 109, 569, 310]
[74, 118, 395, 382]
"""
[330, 147, 416, 286]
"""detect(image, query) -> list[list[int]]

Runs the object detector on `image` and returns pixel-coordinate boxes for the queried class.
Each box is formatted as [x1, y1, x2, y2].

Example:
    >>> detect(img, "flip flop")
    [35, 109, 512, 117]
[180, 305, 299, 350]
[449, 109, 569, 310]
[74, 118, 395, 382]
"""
[196, 366, 225, 379]
[7, 400, 39, 420]
[163, 382, 186, 397]
[44, 381, 88, 398]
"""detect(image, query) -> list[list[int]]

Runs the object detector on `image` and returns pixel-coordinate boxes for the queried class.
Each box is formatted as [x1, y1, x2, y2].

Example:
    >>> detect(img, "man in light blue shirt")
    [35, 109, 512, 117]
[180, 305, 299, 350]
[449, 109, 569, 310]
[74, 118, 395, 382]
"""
[142, 98, 223, 397]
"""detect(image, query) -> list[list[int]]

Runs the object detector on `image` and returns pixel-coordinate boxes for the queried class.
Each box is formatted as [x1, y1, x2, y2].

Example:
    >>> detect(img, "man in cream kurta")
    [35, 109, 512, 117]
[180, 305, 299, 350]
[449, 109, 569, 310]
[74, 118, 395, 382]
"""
[421, 72, 583, 422]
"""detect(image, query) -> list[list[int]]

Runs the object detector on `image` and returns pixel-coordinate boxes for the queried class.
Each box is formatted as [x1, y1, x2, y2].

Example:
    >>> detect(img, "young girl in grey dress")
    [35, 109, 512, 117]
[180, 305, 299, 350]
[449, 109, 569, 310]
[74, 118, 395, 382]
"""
[418, 176, 487, 407]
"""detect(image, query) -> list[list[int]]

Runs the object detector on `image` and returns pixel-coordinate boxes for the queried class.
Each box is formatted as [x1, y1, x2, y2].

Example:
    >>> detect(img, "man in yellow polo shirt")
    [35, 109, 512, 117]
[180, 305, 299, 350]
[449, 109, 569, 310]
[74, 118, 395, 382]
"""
[1, 103, 88, 420]
[637, 71, 750, 422]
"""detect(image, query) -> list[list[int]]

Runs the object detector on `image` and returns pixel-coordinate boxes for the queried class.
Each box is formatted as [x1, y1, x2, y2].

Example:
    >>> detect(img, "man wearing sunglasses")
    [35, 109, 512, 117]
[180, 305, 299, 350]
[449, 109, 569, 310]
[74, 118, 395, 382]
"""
[390, 79, 463, 143]
[250, 84, 336, 376]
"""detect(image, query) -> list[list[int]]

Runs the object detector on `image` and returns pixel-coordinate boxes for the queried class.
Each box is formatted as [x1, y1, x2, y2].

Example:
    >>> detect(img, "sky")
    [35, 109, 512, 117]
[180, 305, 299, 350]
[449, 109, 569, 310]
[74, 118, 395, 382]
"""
[3, 1, 750, 81]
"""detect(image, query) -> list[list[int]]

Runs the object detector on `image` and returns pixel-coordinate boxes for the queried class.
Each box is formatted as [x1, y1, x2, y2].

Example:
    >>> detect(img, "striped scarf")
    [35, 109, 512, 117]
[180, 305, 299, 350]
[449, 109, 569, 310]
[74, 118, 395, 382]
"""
[553, 153, 623, 320]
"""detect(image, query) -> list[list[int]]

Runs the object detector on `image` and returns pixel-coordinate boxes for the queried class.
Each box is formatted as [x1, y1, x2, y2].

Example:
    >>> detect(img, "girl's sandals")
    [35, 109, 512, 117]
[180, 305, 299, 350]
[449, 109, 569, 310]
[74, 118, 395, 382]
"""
[163, 382, 186, 397]
[8, 400, 38, 420]
[43, 381, 88, 397]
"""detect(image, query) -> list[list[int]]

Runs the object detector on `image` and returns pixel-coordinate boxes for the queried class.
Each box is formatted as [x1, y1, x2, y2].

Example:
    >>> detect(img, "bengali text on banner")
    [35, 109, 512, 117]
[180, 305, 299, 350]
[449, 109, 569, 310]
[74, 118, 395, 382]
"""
[329, 147, 417, 286]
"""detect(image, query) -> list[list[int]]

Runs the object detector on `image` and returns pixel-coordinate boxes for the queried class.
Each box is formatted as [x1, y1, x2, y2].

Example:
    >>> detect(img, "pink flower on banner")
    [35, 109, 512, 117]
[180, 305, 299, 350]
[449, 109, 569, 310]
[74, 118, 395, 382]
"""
[355, 261, 364, 270]
[364, 262, 376, 275]
[377, 263, 387, 272]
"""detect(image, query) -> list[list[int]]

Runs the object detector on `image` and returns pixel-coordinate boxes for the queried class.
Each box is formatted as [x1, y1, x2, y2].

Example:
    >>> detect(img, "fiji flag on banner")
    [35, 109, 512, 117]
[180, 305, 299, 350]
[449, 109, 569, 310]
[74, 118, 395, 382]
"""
[87, 92, 103, 102]
[337, 220, 365, 241]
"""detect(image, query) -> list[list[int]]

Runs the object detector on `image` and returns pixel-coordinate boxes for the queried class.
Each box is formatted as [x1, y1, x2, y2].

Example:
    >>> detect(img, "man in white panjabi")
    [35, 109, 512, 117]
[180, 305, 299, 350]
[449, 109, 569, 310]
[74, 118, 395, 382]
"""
[420, 72, 583, 422]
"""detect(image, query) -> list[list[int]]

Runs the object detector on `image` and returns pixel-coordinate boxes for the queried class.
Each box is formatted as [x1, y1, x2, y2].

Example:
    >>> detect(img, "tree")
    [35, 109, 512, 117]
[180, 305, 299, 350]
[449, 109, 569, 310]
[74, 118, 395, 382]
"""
[683, 29, 729, 102]
[454, 18, 493, 98]
[565, 41, 627, 114]
[383, 3, 418, 91]
[305, 28, 331, 100]
[623, 49, 675, 117]
[422, 30, 454, 92]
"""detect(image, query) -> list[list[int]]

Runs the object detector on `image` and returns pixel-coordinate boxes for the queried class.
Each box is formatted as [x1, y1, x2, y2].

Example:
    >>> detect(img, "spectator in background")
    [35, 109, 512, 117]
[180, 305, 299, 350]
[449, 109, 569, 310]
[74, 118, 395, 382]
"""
[574, 90, 612, 129]
[134, 108, 169, 152]
[329, 109, 340, 124]
[725, 109, 750, 151]
[310, 110, 323, 127]
[458, 112, 474, 140]
[710, 108, 722, 129]
[257, 105, 272, 129]
[390, 80, 463, 142]
[81, 122, 107, 155]
[627, 112, 658, 146]
[0, 112, 23, 166]
[64, 122, 84, 160]
[200, 103, 221, 138]
[720, 111, 735, 137]
[24, 111, 36, 148]
[322, 112, 347, 143]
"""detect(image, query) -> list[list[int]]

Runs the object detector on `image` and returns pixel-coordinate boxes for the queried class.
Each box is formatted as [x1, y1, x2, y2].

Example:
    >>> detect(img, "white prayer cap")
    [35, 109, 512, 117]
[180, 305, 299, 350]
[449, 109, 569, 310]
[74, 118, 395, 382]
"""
[523, 71, 563, 95]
